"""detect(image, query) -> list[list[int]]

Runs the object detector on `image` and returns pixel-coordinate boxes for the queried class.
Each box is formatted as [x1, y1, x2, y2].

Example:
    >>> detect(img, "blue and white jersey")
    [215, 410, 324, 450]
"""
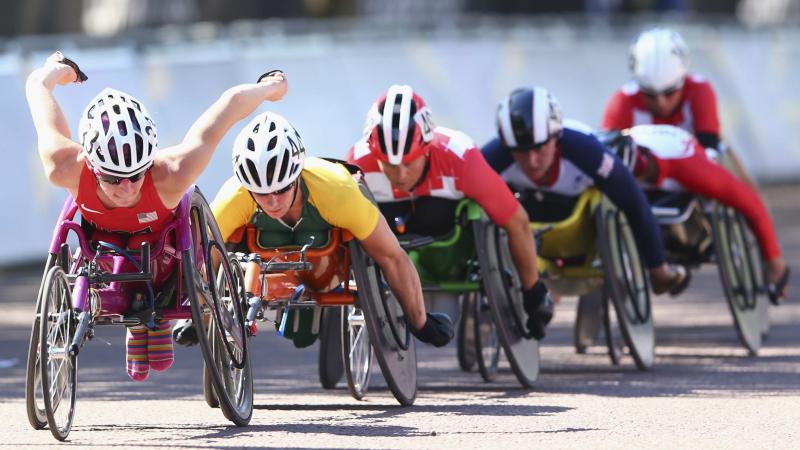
[482, 121, 618, 197]
[481, 120, 666, 268]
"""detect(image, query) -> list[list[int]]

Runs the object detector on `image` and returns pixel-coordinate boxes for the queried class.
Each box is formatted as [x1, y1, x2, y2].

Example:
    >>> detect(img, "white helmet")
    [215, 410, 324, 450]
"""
[78, 88, 158, 177]
[496, 86, 563, 149]
[629, 28, 689, 93]
[232, 111, 305, 194]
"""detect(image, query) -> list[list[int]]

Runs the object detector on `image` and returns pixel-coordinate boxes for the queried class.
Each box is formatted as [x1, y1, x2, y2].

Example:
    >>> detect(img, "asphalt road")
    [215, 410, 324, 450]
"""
[1, 185, 799, 449]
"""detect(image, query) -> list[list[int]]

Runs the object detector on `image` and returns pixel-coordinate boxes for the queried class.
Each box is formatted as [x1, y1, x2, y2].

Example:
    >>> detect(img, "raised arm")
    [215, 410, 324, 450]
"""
[153, 72, 288, 204]
[25, 52, 85, 190]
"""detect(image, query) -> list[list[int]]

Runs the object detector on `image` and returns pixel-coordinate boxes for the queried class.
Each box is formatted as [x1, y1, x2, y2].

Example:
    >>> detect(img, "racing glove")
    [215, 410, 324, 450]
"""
[522, 280, 554, 340]
[410, 312, 454, 347]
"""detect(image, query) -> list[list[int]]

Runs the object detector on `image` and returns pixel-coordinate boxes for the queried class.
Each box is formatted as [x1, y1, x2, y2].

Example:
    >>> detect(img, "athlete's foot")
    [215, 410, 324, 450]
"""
[650, 264, 691, 296]
[126, 325, 149, 381]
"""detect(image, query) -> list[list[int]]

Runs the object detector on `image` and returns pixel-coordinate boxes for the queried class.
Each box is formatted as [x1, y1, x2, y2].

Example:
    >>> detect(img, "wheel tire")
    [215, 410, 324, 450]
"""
[456, 294, 477, 372]
[342, 305, 373, 400]
[39, 265, 77, 441]
[574, 289, 604, 355]
[348, 241, 417, 406]
[710, 205, 766, 354]
[474, 220, 540, 388]
[319, 307, 345, 390]
[26, 254, 57, 430]
[186, 188, 253, 426]
[596, 204, 654, 371]
[473, 291, 500, 382]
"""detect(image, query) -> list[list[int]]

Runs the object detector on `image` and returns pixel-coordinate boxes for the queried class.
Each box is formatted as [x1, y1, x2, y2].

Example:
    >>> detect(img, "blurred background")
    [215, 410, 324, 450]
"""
[1, 0, 799, 264]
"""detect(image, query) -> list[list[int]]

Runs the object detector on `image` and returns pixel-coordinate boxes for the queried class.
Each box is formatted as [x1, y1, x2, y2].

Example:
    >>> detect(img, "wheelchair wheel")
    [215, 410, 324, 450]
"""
[186, 188, 252, 426]
[456, 294, 477, 372]
[474, 220, 540, 388]
[204, 252, 249, 410]
[601, 289, 624, 366]
[348, 241, 417, 406]
[710, 205, 766, 354]
[319, 307, 345, 390]
[342, 305, 373, 400]
[596, 205, 654, 370]
[26, 254, 58, 430]
[473, 291, 501, 382]
[39, 265, 77, 441]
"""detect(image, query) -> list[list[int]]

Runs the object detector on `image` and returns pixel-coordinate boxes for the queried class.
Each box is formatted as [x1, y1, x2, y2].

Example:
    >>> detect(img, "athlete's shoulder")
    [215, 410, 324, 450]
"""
[480, 136, 514, 173]
[303, 157, 356, 185]
[560, 124, 606, 161]
[211, 176, 256, 214]
[683, 73, 717, 99]
[431, 126, 477, 158]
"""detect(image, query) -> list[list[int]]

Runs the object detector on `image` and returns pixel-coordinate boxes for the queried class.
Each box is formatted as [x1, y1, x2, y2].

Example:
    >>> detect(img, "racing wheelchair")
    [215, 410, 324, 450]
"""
[25, 187, 252, 441]
[387, 199, 539, 388]
[223, 167, 419, 406]
[602, 133, 770, 354]
[523, 187, 655, 370]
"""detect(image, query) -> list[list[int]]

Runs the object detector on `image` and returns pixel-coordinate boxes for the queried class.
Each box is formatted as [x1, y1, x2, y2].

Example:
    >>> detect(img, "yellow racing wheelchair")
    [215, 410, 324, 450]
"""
[527, 188, 654, 370]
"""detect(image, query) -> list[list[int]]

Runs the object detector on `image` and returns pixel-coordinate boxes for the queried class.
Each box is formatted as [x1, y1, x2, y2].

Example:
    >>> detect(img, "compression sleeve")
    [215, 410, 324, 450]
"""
[210, 177, 258, 243]
[561, 129, 665, 268]
[462, 148, 520, 226]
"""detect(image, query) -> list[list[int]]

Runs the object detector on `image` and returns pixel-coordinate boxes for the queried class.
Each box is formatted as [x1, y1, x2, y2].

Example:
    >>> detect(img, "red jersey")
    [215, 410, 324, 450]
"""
[346, 126, 519, 226]
[602, 74, 720, 136]
[76, 164, 174, 235]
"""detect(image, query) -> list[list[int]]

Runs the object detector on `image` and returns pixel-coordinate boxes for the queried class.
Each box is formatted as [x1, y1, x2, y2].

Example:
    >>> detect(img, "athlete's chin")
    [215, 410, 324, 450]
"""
[112, 196, 138, 208]
[264, 208, 287, 219]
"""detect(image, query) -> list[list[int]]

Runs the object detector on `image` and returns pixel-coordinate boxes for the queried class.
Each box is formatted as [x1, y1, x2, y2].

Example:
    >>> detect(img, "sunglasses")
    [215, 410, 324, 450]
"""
[260, 180, 296, 197]
[641, 84, 683, 99]
[94, 170, 146, 185]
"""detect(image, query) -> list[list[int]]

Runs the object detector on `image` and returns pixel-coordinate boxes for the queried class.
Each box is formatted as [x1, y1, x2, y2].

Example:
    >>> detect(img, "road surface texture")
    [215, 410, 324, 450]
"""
[1, 185, 798, 448]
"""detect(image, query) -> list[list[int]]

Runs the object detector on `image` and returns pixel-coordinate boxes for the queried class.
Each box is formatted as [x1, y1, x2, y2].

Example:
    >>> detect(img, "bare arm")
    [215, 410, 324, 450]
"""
[358, 215, 427, 330]
[25, 52, 84, 190]
[153, 72, 288, 205]
[503, 205, 540, 290]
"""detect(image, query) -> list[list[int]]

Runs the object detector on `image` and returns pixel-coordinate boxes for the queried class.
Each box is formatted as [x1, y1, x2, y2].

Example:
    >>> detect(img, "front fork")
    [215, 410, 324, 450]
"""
[68, 271, 93, 356]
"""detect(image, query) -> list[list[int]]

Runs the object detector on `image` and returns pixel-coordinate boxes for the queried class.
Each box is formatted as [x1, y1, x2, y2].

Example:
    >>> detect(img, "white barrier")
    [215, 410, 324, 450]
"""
[2, 23, 798, 264]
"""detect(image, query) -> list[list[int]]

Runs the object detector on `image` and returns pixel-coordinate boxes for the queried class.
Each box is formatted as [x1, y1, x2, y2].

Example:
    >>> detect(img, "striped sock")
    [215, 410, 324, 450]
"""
[126, 325, 149, 381]
[148, 320, 174, 372]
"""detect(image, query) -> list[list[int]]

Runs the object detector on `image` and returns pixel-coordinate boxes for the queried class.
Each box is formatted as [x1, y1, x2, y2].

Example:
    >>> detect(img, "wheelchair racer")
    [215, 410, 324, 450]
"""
[602, 27, 758, 190]
[483, 86, 689, 297]
[26, 51, 287, 381]
[174, 111, 454, 348]
[616, 124, 790, 302]
[345, 84, 554, 340]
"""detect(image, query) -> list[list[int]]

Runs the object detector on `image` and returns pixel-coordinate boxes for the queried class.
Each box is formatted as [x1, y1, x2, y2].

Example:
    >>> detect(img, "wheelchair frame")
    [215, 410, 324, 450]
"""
[25, 187, 252, 441]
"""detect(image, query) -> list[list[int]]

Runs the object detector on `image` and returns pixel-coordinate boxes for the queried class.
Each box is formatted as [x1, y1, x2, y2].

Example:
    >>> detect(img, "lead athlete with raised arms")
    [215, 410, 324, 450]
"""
[26, 51, 287, 381]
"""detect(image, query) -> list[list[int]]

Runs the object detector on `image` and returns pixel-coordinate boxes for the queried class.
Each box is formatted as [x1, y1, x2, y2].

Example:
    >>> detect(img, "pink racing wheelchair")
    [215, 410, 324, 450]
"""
[24, 186, 252, 441]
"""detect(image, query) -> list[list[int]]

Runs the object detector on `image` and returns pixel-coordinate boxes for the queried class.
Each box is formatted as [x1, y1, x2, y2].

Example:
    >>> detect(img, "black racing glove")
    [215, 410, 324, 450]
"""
[410, 312, 454, 347]
[522, 281, 554, 340]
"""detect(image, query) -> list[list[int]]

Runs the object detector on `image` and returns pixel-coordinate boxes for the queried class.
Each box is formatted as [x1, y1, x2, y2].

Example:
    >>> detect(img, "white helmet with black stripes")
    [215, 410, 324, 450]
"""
[78, 88, 158, 176]
[232, 111, 305, 194]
